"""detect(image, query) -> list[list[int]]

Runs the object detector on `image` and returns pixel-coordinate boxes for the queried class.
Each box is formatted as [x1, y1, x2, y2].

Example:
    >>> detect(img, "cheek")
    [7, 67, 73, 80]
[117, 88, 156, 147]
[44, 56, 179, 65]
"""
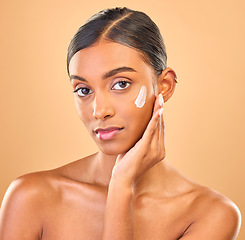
[74, 99, 92, 126]
[121, 84, 155, 116]
[136, 95, 155, 123]
[134, 85, 155, 116]
[134, 86, 147, 108]
[123, 90, 155, 131]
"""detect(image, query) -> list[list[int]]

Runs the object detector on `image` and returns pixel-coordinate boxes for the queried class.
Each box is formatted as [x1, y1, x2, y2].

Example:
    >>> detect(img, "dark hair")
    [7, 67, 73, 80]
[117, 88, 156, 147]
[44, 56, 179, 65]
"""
[67, 7, 167, 76]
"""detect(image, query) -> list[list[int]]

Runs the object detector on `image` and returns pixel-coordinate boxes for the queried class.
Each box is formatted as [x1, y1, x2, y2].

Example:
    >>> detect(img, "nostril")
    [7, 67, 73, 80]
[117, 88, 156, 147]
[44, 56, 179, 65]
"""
[94, 114, 111, 120]
[92, 98, 114, 120]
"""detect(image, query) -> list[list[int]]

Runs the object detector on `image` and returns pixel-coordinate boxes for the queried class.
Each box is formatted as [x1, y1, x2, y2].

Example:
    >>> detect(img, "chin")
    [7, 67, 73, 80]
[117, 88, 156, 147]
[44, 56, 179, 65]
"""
[95, 138, 138, 156]
[97, 144, 132, 156]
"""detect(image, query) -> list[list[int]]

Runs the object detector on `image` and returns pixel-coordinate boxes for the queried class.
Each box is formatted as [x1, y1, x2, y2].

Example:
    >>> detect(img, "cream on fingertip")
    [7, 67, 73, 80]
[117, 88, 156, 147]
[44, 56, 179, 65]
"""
[159, 108, 164, 116]
[158, 94, 164, 108]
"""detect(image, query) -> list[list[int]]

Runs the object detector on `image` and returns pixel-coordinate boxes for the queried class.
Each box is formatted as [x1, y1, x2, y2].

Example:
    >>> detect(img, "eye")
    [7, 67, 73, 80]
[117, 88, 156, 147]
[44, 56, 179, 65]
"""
[73, 87, 93, 97]
[112, 81, 131, 90]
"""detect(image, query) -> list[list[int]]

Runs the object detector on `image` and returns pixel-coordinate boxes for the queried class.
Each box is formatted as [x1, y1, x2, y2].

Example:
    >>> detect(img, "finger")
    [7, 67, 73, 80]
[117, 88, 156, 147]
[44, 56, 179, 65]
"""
[159, 95, 166, 158]
[153, 93, 163, 114]
[158, 108, 165, 158]
[141, 95, 162, 144]
[158, 94, 165, 146]
[150, 96, 165, 159]
[151, 108, 164, 151]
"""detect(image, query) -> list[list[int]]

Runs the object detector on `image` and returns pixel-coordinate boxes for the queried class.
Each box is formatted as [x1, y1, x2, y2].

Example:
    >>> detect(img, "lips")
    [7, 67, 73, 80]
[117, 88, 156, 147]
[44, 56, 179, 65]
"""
[94, 127, 124, 140]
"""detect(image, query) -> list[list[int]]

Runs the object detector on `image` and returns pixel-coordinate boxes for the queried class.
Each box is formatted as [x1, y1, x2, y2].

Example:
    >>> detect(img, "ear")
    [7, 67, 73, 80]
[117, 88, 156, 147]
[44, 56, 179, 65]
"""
[157, 67, 177, 102]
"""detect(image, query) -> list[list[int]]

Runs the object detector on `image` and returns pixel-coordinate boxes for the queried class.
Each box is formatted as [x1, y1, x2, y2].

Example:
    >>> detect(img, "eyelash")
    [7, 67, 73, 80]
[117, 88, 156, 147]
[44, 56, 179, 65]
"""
[73, 87, 92, 97]
[111, 80, 131, 90]
[73, 80, 131, 97]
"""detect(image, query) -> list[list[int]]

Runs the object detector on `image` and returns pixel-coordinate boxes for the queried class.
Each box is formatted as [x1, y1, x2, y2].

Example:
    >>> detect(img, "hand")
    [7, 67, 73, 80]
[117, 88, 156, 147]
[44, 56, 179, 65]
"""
[111, 94, 165, 187]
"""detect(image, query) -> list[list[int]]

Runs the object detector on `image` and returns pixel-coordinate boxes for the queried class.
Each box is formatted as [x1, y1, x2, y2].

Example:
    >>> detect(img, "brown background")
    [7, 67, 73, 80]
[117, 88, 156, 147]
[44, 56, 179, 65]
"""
[0, 0, 244, 238]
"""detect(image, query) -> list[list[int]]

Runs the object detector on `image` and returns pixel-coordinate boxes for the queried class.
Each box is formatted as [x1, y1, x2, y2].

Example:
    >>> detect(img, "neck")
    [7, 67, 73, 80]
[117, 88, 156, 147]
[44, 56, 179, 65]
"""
[92, 151, 181, 197]
[91, 151, 117, 186]
[134, 160, 171, 197]
[134, 161, 192, 198]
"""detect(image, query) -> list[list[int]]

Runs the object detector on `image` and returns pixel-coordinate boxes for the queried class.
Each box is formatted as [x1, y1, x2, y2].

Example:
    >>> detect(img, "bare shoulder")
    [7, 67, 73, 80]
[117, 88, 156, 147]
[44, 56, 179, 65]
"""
[1, 170, 59, 217]
[1, 153, 97, 207]
[2, 153, 95, 205]
[2, 152, 97, 206]
[0, 154, 101, 239]
[194, 185, 241, 223]
[181, 183, 241, 239]
[0, 171, 56, 239]
[0, 155, 95, 240]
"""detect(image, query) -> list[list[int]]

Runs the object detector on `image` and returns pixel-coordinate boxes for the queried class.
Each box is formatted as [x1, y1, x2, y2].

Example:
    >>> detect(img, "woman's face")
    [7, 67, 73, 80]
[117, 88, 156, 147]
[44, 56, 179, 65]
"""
[69, 41, 158, 155]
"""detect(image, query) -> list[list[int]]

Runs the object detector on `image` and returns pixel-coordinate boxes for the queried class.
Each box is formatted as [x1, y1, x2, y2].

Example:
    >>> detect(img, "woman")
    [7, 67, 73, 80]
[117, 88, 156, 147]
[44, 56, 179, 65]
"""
[0, 7, 241, 239]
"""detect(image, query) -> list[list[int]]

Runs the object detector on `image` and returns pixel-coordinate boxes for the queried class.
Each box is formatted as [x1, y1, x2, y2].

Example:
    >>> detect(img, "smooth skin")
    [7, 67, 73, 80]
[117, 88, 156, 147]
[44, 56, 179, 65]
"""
[0, 41, 241, 239]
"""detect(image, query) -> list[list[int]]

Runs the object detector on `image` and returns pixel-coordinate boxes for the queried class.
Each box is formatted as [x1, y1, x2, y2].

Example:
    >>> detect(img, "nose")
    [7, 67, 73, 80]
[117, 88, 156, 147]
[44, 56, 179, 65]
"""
[92, 93, 115, 120]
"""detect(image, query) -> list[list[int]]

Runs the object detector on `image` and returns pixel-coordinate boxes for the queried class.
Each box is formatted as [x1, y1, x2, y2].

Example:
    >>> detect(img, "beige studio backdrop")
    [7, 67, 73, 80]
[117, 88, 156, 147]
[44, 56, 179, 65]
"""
[0, 0, 244, 238]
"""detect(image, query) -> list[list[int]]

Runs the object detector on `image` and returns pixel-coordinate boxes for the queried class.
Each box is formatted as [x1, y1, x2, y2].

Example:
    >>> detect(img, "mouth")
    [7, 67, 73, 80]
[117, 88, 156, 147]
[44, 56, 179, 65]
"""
[94, 127, 124, 140]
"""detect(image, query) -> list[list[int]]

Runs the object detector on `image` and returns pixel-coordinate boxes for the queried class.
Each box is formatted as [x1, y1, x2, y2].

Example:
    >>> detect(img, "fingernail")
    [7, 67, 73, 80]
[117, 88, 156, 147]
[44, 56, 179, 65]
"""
[158, 94, 164, 108]
[159, 108, 164, 116]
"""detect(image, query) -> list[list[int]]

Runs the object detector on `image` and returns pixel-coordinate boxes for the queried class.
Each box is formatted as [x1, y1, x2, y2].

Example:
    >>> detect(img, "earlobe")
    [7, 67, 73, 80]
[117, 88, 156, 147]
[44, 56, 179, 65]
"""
[158, 67, 177, 102]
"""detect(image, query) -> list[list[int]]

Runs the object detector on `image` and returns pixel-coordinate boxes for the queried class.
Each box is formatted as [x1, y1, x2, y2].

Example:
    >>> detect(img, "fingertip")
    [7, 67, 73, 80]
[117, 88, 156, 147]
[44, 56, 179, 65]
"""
[159, 108, 164, 116]
[158, 94, 164, 108]
[153, 94, 162, 112]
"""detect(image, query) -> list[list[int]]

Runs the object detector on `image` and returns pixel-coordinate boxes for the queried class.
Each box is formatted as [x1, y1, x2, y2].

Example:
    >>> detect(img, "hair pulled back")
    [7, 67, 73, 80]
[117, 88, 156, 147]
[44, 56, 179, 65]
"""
[67, 7, 167, 76]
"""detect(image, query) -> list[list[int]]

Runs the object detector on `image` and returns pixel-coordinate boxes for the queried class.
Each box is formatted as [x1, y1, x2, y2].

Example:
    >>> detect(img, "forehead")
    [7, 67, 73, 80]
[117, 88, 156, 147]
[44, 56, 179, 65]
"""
[68, 41, 155, 79]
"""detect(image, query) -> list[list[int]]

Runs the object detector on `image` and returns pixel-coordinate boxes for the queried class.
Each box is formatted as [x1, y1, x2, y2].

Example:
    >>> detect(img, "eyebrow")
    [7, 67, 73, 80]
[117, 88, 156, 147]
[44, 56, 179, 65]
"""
[102, 67, 136, 79]
[70, 66, 137, 82]
[70, 75, 87, 82]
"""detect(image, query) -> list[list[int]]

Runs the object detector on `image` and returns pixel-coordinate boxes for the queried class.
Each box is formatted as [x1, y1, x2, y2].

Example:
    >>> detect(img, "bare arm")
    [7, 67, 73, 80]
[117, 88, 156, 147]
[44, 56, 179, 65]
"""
[101, 94, 165, 239]
[102, 179, 134, 239]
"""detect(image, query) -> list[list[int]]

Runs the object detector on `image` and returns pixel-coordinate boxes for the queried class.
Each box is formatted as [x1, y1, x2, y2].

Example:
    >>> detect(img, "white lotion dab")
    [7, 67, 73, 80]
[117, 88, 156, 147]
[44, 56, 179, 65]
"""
[134, 86, 147, 108]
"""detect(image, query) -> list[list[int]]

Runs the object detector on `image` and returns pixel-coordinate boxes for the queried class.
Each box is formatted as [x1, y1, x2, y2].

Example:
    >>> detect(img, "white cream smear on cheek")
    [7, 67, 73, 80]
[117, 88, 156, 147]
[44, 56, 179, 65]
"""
[134, 86, 147, 108]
